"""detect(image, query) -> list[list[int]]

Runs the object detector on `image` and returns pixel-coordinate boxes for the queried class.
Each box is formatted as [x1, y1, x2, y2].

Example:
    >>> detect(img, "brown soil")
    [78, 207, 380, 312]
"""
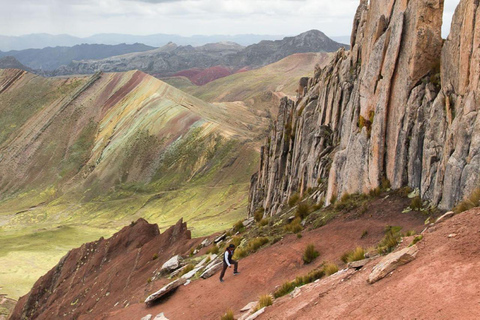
[260, 208, 480, 320]
[100, 194, 428, 320]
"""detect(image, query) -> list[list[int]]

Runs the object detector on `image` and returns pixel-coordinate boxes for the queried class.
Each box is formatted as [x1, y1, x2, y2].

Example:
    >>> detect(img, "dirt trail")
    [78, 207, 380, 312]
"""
[105, 196, 426, 320]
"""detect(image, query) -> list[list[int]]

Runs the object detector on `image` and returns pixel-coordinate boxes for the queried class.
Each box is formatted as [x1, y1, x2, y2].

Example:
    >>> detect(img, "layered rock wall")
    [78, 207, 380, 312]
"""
[249, 0, 480, 215]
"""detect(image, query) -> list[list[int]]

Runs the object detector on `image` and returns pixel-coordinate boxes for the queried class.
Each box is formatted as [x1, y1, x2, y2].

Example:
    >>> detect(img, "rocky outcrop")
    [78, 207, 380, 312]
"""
[145, 278, 187, 304]
[10, 218, 194, 320]
[249, 0, 480, 215]
[368, 245, 419, 284]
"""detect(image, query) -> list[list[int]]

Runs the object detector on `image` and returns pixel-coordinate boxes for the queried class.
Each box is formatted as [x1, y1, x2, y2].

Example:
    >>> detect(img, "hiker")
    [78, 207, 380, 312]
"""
[220, 244, 239, 282]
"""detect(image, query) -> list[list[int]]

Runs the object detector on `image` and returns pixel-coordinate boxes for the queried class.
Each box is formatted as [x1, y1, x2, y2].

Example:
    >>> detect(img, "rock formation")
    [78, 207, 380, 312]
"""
[9, 219, 195, 320]
[249, 0, 480, 215]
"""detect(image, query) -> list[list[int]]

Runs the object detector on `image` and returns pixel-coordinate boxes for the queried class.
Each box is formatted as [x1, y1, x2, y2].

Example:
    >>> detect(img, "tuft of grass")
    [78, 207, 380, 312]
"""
[369, 187, 381, 197]
[333, 193, 369, 211]
[381, 177, 391, 190]
[274, 281, 296, 298]
[274, 268, 325, 298]
[410, 196, 423, 210]
[296, 202, 311, 219]
[220, 309, 234, 320]
[207, 244, 219, 255]
[405, 230, 416, 236]
[377, 226, 403, 254]
[284, 217, 303, 233]
[342, 247, 365, 263]
[324, 262, 339, 276]
[297, 233, 302, 239]
[360, 230, 368, 239]
[229, 236, 243, 248]
[410, 235, 423, 246]
[233, 220, 245, 233]
[288, 192, 300, 207]
[147, 277, 152, 283]
[152, 253, 158, 260]
[303, 244, 320, 264]
[259, 218, 269, 227]
[233, 237, 269, 259]
[254, 207, 265, 222]
[177, 264, 195, 278]
[453, 187, 480, 213]
[254, 294, 273, 312]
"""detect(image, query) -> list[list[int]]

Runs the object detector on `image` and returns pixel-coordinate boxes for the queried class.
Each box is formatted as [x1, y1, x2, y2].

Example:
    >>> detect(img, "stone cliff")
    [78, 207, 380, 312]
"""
[249, 0, 480, 216]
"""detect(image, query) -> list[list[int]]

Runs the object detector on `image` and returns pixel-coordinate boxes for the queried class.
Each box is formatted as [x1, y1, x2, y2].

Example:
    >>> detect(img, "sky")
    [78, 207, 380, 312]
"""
[0, 0, 461, 38]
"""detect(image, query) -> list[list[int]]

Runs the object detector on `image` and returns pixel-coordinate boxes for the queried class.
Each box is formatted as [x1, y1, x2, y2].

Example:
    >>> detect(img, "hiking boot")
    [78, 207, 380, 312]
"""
[233, 272, 240, 275]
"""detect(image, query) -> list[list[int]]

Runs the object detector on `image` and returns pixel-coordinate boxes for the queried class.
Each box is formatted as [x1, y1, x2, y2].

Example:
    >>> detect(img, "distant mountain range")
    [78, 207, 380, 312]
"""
[53, 30, 348, 78]
[0, 43, 155, 71]
[0, 33, 287, 51]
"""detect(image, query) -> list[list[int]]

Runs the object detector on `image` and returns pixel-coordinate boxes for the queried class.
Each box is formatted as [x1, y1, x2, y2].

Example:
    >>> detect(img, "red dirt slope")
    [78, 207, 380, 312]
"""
[260, 208, 480, 319]
[9, 219, 202, 320]
[102, 195, 428, 320]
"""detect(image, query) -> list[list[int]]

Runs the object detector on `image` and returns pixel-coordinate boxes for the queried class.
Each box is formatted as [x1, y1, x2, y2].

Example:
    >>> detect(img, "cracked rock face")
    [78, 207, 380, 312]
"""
[249, 0, 480, 216]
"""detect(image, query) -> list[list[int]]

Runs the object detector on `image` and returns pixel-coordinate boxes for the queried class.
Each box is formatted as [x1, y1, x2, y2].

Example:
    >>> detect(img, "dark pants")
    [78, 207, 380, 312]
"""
[219, 259, 238, 280]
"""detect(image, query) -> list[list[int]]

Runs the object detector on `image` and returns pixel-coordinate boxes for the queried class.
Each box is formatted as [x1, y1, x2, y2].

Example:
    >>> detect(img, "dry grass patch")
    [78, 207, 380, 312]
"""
[220, 309, 234, 320]
[324, 261, 339, 275]
[454, 187, 480, 213]
[303, 244, 320, 264]
[341, 247, 365, 263]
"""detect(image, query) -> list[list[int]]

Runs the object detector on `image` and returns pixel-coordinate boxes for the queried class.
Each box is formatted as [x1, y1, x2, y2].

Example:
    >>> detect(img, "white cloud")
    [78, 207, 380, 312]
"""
[0, 0, 461, 38]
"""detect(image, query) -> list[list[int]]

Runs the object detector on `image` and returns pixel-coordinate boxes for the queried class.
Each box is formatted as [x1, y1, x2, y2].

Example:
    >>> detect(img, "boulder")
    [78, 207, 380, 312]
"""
[153, 313, 169, 320]
[435, 211, 455, 224]
[245, 307, 266, 320]
[169, 264, 189, 278]
[240, 301, 257, 312]
[204, 254, 219, 270]
[145, 278, 187, 304]
[214, 233, 226, 243]
[243, 217, 255, 228]
[201, 262, 223, 279]
[348, 258, 373, 269]
[368, 245, 419, 284]
[141, 315, 152, 320]
[161, 255, 182, 272]
[181, 267, 201, 280]
[201, 238, 211, 247]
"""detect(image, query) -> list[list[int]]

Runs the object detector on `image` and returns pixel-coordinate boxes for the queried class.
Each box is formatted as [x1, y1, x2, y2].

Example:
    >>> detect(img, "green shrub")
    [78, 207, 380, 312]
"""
[369, 187, 381, 197]
[220, 309, 234, 320]
[377, 226, 403, 254]
[453, 187, 480, 213]
[259, 218, 269, 227]
[324, 262, 339, 276]
[152, 253, 158, 260]
[288, 192, 300, 207]
[233, 237, 269, 259]
[247, 237, 269, 252]
[284, 217, 303, 233]
[233, 247, 247, 259]
[229, 236, 243, 248]
[256, 294, 273, 310]
[233, 220, 245, 233]
[273, 281, 296, 298]
[303, 244, 320, 264]
[296, 202, 311, 219]
[410, 235, 423, 246]
[410, 196, 423, 210]
[254, 207, 265, 222]
[177, 264, 195, 278]
[342, 247, 365, 263]
[207, 245, 219, 255]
